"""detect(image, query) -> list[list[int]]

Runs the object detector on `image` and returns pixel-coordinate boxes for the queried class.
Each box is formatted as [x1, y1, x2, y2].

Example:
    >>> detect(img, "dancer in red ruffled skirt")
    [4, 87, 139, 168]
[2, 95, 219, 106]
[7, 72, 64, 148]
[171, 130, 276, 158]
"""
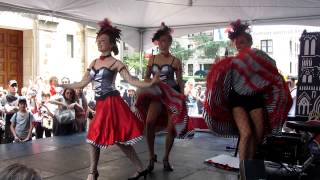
[61, 18, 159, 180]
[134, 23, 194, 173]
[204, 20, 292, 161]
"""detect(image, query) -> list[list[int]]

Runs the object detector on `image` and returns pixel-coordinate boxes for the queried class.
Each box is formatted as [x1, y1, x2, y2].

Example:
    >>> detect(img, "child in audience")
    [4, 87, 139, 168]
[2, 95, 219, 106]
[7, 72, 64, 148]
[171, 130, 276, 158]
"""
[10, 98, 35, 142]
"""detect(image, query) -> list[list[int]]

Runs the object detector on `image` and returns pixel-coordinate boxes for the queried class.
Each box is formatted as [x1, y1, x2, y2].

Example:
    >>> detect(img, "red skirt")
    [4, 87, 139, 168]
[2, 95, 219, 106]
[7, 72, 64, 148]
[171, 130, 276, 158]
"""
[134, 82, 194, 138]
[87, 95, 144, 148]
[204, 48, 292, 137]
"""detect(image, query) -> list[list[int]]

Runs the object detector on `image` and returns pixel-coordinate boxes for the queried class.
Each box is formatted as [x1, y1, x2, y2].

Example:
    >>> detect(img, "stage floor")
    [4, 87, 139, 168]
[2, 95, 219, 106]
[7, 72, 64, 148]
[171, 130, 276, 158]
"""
[0, 132, 319, 180]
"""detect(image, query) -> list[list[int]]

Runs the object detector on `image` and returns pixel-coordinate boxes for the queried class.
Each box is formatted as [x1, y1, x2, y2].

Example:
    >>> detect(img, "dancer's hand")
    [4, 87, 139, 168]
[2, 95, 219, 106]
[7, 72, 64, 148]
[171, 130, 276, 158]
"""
[151, 73, 160, 85]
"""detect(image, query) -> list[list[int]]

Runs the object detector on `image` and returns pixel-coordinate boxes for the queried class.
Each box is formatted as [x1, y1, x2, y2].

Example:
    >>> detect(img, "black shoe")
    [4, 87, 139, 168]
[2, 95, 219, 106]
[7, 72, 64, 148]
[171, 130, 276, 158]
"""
[147, 154, 157, 172]
[163, 160, 173, 171]
[128, 169, 149, 180]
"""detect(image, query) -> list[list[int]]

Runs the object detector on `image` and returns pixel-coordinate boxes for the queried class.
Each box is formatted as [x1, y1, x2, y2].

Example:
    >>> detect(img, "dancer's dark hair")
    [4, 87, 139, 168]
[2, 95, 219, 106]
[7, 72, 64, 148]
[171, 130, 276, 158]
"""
[97, 18, 121, 55]
[228, 19, 252, 45]
[152, 22, 173, 43]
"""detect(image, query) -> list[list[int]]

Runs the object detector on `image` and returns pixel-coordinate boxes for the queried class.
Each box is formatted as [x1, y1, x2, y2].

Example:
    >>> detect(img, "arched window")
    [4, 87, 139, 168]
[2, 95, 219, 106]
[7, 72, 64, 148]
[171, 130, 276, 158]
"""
[304, 39, 310, 55]
[311, 39, 316, 55]
[308, 75, 312, 83]
[302, 75, 307, 82]
[299, 97, 309, 115]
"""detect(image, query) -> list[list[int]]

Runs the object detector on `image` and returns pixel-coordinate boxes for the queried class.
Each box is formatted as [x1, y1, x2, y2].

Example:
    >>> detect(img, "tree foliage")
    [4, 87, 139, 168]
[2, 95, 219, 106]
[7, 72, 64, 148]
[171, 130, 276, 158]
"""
[170, 40, 193, 61]
[192, 34, 235, 59]
[123, 52, 148, 76]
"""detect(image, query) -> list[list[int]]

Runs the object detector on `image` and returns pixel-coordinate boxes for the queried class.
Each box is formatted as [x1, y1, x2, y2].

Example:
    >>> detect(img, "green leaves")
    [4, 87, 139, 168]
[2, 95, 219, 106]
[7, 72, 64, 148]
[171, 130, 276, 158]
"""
[123, 52, 147, 75]
[192, 34, 231, 59]
[170, 41, 193, 61]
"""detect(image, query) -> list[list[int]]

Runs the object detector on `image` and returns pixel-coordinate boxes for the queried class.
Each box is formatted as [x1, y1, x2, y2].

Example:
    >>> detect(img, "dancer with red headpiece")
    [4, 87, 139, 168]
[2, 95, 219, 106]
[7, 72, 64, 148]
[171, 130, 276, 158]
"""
[204, 20, 292, 161]
[134, 22, 194, 173]
[60, 18, 159, 180]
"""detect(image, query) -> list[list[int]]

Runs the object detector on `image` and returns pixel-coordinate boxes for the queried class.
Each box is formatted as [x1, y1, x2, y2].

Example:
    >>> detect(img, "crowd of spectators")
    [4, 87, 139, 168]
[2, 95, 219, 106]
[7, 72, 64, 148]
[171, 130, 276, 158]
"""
[0, 76, 207, 145]
[0, 76, 95, 144]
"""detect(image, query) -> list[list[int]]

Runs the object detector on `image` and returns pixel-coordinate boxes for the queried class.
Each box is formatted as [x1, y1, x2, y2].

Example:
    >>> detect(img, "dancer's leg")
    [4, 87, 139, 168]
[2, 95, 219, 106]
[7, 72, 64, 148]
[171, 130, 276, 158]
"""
[87, 144, 100, 180]
[232, 107, 254, 160]
[249, 108, 264, 157]
[163, 116, 176, 162]
[117, 144, 144, 180]
[146, 101, 162, 159]
[163, 116, 176, 171]
[117, 144, 143, 173]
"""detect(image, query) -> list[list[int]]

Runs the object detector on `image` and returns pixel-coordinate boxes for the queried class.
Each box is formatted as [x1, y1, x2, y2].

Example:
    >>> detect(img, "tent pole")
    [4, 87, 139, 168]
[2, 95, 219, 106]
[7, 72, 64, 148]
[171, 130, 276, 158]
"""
[139, 29, 144, 79]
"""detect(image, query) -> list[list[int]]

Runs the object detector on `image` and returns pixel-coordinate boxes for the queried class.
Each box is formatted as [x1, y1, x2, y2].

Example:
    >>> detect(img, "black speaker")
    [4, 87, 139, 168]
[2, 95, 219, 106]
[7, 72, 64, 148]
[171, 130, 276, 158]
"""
[240, 159, 266, 180]
[256, 133, 310, 165]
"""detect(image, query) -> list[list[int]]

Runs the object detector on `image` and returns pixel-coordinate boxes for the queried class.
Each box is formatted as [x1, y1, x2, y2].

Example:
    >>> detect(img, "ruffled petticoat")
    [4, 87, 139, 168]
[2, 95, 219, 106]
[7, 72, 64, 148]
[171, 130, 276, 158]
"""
[204, 48, 292, 137]
[87, 95, 144, 148]
[134, 82, 194, 138]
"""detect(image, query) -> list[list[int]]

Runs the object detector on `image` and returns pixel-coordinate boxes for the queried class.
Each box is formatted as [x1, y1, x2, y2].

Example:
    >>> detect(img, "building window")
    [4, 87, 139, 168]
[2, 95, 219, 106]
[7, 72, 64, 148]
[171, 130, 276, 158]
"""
[261, 39, 273, 54]
[67, 34, 74, 58]
[123, 42, 129, 51]
[311, 39, 316, 55]
[304, 40, 309, 55]
[188, 64, 193, 76]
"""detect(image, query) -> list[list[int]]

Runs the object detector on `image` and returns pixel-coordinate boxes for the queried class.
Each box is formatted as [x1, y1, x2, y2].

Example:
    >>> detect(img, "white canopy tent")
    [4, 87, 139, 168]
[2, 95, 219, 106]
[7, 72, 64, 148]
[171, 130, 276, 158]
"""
[1, 0, 320, 50]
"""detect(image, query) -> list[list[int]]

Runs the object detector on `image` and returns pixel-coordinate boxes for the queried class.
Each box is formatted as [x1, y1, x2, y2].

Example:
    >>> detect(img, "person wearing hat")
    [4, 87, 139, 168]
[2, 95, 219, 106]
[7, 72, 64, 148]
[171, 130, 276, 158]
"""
[1, 80, 20, 143]
[10, 97, 35, 142]
[122, 86, 136, 108]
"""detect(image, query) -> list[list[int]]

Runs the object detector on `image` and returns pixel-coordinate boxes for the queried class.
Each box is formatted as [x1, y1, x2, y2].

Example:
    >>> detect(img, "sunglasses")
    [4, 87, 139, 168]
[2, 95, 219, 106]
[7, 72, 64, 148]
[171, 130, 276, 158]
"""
[11, 83, 18, 87]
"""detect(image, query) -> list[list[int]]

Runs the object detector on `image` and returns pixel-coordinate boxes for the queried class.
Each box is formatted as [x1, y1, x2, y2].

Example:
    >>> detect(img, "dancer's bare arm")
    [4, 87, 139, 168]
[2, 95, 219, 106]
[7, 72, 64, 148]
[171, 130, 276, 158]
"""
[144, 58, 153, 82]
[60, 61, 95, 89]
[117, 61, 159, 88]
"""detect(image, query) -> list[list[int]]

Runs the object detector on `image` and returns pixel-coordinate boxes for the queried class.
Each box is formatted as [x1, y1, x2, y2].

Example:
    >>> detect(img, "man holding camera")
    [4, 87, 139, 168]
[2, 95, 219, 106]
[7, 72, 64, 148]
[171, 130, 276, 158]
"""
[1, 80, 19, 143]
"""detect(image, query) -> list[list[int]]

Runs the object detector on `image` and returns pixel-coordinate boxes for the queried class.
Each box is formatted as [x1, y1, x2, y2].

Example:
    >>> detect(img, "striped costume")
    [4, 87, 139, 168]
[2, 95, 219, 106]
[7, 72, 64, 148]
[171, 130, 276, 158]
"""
[134, 56, 194, 138]
[204, 48, 292, 137]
